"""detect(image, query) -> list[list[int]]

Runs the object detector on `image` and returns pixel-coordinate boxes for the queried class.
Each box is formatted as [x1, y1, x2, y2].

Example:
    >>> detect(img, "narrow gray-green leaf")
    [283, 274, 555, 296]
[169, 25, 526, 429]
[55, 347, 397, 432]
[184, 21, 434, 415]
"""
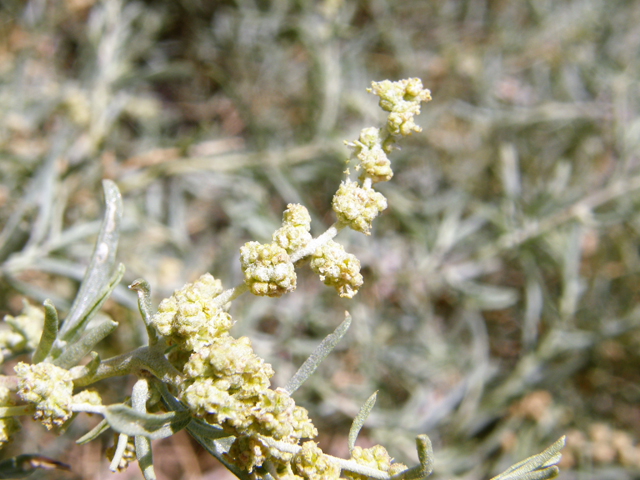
[348, 391, 377, 453]
[61, 262, 125, 347]
[131, 379, 156, 480]
[129, 279, 158, 345]
[0, 455, 70, 478]
[135, 435, 156, 480]
[76, 418, 110, 445]
[103, 404, 190, 440]
[58, 180, 123, 341]
[284, 312, 351, 394]
[31, 299, 58, 364]
[54, 319, 118, 369]
[490, 437, 565, 480]
[390, 435, 434, 480]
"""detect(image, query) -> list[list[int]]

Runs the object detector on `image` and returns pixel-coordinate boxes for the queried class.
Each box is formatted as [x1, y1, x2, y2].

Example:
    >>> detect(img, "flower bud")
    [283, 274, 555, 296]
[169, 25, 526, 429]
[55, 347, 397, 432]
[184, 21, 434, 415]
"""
[15, 362, 73, 430]
[240, 242, 296, 297]
[273, 204, 313, 254]
[332, 179, 387, 235]
[311, 240, 363, 298]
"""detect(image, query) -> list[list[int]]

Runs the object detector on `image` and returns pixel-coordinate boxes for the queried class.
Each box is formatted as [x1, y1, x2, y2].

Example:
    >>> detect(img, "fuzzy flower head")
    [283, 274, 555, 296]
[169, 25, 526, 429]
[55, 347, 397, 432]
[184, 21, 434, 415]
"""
[350, 127, 393, 184]
[15, 362, 73, 430]
[293, 441, 341, 480]
[0, 300, 45, 359]
[343, 445, 407, 480]
[248, 388, 317, 441]
[332, 179, 387, 235]
[368, 78, 432, 137]
[0, 385, 20, 447]
[182, 335, 274, 398]
[311, 239, 363, 298]
[273, 204, 313, 255]
[240, 242, 296, 297]
[150, 273, 233, 351]
[226, 435, 269, 473]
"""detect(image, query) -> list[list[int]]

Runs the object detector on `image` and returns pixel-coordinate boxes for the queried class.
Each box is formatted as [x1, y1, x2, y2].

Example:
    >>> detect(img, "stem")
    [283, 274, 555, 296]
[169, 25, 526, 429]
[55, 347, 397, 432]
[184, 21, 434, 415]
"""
[290, 222, 343, 262]
[212, 283, 248, 308]
[73, 343, 183, 388]
[0, 404, 34, 418]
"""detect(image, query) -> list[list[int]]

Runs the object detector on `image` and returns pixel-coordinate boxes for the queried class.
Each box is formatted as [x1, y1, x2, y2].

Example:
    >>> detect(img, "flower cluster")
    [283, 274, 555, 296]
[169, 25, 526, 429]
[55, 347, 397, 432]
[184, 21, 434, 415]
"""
[293, 441, 341, 479]
[150, 273, 233, 351]
[0, 386, 20, 447]
[310, 240, 363, 298]
[0, 300, 45, 361]
[240, 242, 297, 297]
[332, 179, 388, 235]
[15, 362, 74, 429]
[273, 204, 313, 255]
[343, 445, 407, 480]
[333, 78, 431, 238]
[368, 77, 432, 138]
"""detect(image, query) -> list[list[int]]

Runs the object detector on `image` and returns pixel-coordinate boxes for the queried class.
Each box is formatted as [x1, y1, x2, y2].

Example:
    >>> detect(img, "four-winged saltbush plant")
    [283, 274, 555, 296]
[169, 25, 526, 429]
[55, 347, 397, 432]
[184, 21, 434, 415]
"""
[0, 79, 565, 480]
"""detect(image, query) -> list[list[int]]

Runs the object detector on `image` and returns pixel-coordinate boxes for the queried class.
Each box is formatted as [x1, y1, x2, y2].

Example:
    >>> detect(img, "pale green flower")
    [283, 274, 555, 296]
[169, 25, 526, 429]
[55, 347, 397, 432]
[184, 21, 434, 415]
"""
[0, 300, 45, 357]
[332, 179, 387, 235]
[311, 239, 363, 298]
[273, 204, 313, 254]
[293, 441, 341, 480]
[343, 445, 406, 480]
[182, 335, 274, 398]
[350, 127, 393, 184]
[368, 78, 431, 137]
[150, 273, 233, 351]
[0, 385, 20, 447]
[239, 242, 296, 297]
[15, 362, 73, 430]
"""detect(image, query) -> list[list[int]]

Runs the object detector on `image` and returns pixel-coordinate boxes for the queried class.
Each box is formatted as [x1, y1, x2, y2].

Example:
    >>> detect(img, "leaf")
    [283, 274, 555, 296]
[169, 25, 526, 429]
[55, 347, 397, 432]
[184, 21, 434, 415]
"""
[348, 391, 377, 453]
[129, 279, 158, 345]
[390, 435, 434, 480]
[53, 318, 119, 370]
[490, 437, 565, 480]
[0, 455, 70, 478]
[57, 180, 123, 343]
[76, 418, 110, 445]
[284, 311, 351, 395]
[31, 300, 58, 364]
[103, 404, 191, 440]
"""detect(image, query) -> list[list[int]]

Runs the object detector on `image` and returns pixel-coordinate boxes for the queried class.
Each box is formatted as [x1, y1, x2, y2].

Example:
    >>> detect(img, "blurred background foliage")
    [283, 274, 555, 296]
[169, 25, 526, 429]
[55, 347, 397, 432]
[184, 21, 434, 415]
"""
[1, 0, 640, 478]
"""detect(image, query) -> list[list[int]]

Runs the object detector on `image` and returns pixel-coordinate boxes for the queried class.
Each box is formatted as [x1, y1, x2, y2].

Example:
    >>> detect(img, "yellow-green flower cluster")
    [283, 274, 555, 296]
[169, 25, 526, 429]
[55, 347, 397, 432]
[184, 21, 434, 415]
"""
[179, 334, 316, 471]
[0, 386, 20, 447]
[343, 445, 407, 480]
[351, 127, 393, 184]
[273, 204, 313, 255]
[332, 179, 387, 235]
[310, 240, 363, 298]
[180, 337, 315, 434]
[293, 441, 341, 479]
[15, 362, 74, 430]
[239, 241, 296, 297]
[0, 300, 45, 361]
[368, 77, 432, 137]
[333, 78, 431, 238]
[150, 273, 233, 351]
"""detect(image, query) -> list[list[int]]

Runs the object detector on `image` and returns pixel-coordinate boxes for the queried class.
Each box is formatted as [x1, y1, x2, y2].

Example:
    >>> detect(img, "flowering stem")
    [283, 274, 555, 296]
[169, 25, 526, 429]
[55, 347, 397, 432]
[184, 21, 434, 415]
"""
[212, 282, 248, 308]
[290, 222, 343, 263]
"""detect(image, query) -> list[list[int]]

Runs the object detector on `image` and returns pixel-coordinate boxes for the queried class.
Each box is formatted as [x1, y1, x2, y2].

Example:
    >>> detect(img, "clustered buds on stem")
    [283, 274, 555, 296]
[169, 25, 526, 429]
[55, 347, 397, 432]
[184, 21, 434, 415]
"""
[2, 79, 432, 479]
